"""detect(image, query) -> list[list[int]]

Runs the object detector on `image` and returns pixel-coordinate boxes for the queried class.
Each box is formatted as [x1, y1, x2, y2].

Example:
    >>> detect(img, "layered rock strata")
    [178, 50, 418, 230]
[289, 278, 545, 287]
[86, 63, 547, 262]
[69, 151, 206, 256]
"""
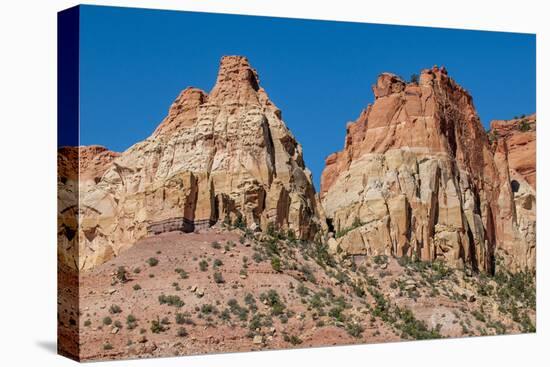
[58, 56, 321, 270]
[490, 114, 536, 270]
[321, 67, 535, 273]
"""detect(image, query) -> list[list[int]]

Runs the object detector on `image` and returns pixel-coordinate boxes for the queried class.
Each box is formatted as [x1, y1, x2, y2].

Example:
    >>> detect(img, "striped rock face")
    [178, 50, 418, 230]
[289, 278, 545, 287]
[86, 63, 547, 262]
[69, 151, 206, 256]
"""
[58, 56, 322, 271]
[321, 67, 535, 273]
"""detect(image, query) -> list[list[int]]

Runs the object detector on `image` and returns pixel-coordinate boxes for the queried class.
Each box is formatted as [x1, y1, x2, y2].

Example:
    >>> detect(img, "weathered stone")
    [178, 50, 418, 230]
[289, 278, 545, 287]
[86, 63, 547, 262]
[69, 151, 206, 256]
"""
[321, 66, 535, 273]
[58, 56, 322, 271]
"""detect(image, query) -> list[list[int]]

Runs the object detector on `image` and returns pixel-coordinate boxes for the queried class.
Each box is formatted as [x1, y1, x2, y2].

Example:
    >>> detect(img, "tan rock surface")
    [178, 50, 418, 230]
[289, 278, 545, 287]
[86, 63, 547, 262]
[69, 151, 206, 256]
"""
[490, 115, 536, 271]
[58, 56, 321, 270]
[490, 114, 536, 189]
[57, 146, 120, 269]
[321, 66, 535, 272]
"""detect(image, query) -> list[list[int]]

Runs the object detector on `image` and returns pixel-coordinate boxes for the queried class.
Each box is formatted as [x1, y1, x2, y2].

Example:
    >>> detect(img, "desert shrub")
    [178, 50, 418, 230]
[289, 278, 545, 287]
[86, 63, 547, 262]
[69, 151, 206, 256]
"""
[410, 73, 419, 84]
[133, 284, 142, 291]
[335, 217, 363, 238]
[146, 257, 159, 267]
[213, 259, 223, 268]
[233, 214, 246, 229]
[177, 327, 188, 337]
[296, 283, 309, 297]
[175, 312, 194, 325]
[244, 293, 258, 313]
[211, 241, 221, 249]
[373, 255, 388, 265]
[175, 268, 189, 279]
[158, 294, 184, 308]
[299, 265, 316, 283]
[395, 307, 441, 340]
[199, 260, 209, 271]
[284, 334, 303, 345]
[260, 290, 286, 316]
[518, 119, 531, 132]
[346, 322, 364, 338]
[116, 266, 129, 283]
[253, 252, 263, 263]
[102, 316, 112, 325]
[114, 320, 123, 329]
[109, 304, 122, 314]
[126, 314, 137, 329]
[248, 313, 272, 331]
[329, 306, 346, 322]
[309, 293, 324, 310]
[150, 317, 166, 333]
[84, 320, 91, 327]
[213, 271, 225, 284]
[271, 256, 282, 272]
[220, 308, 231, 321]
[201, 304, 215, 314]
[103, 343, 113, 350]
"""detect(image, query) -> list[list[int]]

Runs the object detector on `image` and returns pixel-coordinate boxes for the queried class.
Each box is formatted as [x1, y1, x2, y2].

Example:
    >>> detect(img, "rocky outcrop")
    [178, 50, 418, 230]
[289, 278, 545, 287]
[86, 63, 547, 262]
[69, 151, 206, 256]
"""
[490, 114, 536, 271]
[58, 146, 120, 269]
[490, 114, 536, 189]
[58, 56, 321, 271]
[321, 66, 535, 273]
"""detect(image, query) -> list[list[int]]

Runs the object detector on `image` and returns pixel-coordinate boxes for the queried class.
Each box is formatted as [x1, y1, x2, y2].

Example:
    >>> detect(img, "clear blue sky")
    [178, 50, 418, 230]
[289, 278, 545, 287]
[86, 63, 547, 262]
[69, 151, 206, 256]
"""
[79, 5, 536, 190]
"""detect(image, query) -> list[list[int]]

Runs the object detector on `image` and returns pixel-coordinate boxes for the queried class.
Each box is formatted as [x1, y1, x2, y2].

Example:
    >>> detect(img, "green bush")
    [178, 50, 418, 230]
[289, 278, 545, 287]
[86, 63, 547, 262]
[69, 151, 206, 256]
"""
[175, 312, 194, 325]
[109, 304, 122, 314]
[175, 268, 189, 279]
[271, 256, 282, 272]
[199, 260, 208, 271]
[116, 266, 128, 283]
[346, 322, 364, 338]
[158, 294, 184, 308]
[518, 119, 531, 132]
[284, 334, 302, 345]
[200, 304, 215, 314]
[126, 314, 137, 330]
[146, 257, 159, 267]
[150, 317, 167, 333]
[233, 214, 246, 229]
[260, 290, 286, 316]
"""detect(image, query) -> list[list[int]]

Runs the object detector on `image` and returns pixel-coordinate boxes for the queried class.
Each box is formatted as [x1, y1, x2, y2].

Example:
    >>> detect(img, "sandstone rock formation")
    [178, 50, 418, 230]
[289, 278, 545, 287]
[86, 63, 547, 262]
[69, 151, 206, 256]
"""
[58, 146, 120, 269]
[490, 114, 536, 189]
[58, 56, 321, 270]
[321, 66, 535, 273]
[490, 114, 536, 271]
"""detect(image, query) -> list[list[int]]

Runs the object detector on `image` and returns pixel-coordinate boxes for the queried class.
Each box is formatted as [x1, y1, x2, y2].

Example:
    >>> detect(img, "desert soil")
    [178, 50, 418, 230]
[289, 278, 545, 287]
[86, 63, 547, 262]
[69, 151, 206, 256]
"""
[58, 226, 535, 361]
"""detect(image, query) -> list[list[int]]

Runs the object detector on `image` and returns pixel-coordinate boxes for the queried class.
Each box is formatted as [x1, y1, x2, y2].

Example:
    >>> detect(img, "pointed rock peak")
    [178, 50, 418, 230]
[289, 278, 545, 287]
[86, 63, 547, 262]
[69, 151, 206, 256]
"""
[373, 72, 406, 98]
[168, 87, 208, 116]
[209, 55, 261, 103]
[153, 87, 208, 137]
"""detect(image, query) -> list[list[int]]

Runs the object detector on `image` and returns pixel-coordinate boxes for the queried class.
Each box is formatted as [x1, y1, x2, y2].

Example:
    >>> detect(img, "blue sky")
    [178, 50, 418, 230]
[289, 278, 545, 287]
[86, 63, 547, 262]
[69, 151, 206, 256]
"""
[79, 5, 536, 190]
